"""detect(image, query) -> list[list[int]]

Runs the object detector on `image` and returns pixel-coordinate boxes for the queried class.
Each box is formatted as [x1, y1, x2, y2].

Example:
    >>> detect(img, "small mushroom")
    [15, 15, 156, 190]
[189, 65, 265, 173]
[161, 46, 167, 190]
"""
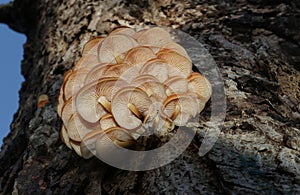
[82, 36, 105, 56]
[131, 75, 167, 101]
[109, 26, 136, 37]
[60, 125, 72, 149]
[136, 27, 173, 48]
[164, 76, 188, 96]
[123, 46, 156, 66]
[162, 93, 200, 126]
[157, 49, 192, 78]
[81, 127, 134, 159]
[139, 58, 169, 83]
[99, 113, 117, 130]
[83, 63, 109, 84]
[161, 42, 191, 61]
[37, 94, 49, 108]
[98, 34, 138, 63]
[111, 86, 151, 130]
[63, 68, 90, 100]
[66, 112, 101, 142]
[187, 72, 212, 102]
[75, 77, 122, 123]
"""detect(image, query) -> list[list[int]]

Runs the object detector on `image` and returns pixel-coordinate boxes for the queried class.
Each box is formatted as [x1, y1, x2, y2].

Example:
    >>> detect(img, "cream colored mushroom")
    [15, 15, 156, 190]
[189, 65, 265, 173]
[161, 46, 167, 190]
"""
[161, 42, 191, 61]
[111, 86, 152, 130]
[131, 75, 167, 101]
[63, 68, 91, 100]
[187, 72, 212, 102]
[66, 112, 101, 142]
[164, 76, 188, 96]
[60, 125, 72, 149]
[162, 93, 200, 126]
[98, 34, 138, 63]
[99, 114, 117, 130]
[109, 26, 136, 37]
[123, 46, 157, 66]
[75, 77, 122, 123]
[81, 127, 134, 159]
[157, 49, 192, 78]
[136, 27, 173, 48]
[83, 63, 110, 84]
[82, 36, 105, 56]
[139, 58, 169, 83]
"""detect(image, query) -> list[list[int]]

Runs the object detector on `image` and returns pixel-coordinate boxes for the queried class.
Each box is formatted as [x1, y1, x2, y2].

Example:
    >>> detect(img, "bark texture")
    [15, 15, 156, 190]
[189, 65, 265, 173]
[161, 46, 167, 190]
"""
[0, 0, 299, 194]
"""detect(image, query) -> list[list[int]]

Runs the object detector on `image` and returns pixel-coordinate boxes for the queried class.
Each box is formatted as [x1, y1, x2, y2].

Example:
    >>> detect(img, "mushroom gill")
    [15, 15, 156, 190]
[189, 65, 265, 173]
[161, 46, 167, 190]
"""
[57, 26, 212, 158]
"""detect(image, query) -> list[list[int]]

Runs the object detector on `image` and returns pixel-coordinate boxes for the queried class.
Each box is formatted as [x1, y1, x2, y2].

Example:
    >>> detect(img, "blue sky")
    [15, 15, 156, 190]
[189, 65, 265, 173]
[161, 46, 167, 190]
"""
[0, 0, 26, 147]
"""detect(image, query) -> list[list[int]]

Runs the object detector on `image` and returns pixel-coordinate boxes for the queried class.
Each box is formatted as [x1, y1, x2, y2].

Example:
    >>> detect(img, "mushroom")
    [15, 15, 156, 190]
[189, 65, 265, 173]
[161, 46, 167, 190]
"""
[109, 26, 136, 37]
[187, 72, 212, 102]
[83, 63, 109, 84]
[82, 36, 105, 56]
[157, 49, 192, 78]
[123, 46, 156, 66]
[139, 58, 169, 83]
[136, 27, 173, 48]
[81, 127, 134, 159]
[99, 113, 117, 130]
[164, 76, 189, 96]
[75, 77, 123, 123]
[131, 75, 167, 101]
[161, 42, 191, 61]
[66, 112, 101, 142]
[103, 63, 133, 78]
[60, 125, 72, 149]
[63, 68, 90, 100]
[162, 93, 200, 126]
[98, 34, 138, 63]
[111, 86, 151, 130]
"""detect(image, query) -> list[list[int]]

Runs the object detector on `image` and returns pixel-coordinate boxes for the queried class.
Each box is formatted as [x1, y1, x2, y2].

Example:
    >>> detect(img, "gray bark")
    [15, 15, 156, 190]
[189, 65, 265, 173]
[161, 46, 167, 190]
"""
[0, 0, 299, 194]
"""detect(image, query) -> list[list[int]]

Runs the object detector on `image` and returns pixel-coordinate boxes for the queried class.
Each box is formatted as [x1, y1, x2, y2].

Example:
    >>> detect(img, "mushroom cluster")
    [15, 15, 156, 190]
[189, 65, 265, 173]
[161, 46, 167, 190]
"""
[57, 27, 211, 158]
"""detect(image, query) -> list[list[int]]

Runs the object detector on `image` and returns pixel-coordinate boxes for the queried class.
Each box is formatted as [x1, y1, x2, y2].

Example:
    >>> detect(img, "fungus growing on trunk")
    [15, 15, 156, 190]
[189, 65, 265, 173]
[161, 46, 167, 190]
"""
[57, 26, 212, 159]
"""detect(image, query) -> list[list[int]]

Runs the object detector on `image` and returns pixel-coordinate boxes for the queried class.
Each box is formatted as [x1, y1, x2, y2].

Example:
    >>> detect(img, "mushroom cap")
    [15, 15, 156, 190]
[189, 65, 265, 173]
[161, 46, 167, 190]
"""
[131, 75, 167, 101]
[187, 72, 212, 102]
[66, 112, 101, 142]
[74, 54, 100, 70]
[61, 96, 76, 126]
[161, 42, 191, 61]
[81, 127, 133, 159]
[162, 93, 200, 126]
[103, 63, 133, 78]
[111, 86, 152, 130]
[63, 68, 90, 100]
[123, 46, 156, 66]
[75, 77, 122, 123]
[60, 125, 72, 149]
[136, 27, 173, 48]
[82, 36, 105, 56]
[84, 63, 109, 84]
[109, 26, 136, 37]
[139, 58, 169, 83]
[157, 49, 192, 78]
[98, 34, 138, 63]
[164, 76, 188, 96]
[99, 113, 117, 130]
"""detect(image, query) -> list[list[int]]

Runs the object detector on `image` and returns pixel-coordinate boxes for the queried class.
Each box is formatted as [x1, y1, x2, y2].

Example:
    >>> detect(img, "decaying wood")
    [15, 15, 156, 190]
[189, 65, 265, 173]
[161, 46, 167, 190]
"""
[0, 0, 299, 194]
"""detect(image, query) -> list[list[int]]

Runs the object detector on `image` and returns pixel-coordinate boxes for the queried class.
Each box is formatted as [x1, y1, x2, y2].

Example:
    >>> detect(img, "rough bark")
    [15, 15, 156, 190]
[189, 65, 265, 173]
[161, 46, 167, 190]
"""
[0, 0, 299, 194]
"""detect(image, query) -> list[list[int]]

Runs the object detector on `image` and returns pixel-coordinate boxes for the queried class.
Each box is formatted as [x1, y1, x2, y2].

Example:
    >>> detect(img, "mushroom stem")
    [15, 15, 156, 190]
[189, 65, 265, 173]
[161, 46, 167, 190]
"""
[128, 103, 143, 119]
[170, 104, 180, 120]
[115, 55, 122, 64]
[98, 96, 111, 112]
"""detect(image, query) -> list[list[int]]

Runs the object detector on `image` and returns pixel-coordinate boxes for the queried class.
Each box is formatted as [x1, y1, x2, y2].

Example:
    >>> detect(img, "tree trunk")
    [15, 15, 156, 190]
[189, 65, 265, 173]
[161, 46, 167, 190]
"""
[0, 0, 299, 194]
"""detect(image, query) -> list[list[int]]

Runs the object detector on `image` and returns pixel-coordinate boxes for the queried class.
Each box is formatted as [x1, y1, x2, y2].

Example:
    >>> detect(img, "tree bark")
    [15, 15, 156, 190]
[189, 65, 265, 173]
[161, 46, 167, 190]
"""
[0, 0, 299, 194]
